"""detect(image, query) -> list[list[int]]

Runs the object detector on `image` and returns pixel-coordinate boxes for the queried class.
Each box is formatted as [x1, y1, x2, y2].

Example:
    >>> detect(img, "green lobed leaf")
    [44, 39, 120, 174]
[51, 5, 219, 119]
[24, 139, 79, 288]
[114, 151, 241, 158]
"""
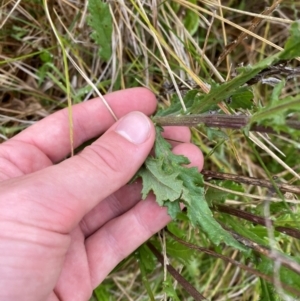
[87, 0, 112, 61]
[178, 167, 245, 251]
[137, 126, 246, 251]
[164, 201, 181, 220]
[139, 158, 183, 206]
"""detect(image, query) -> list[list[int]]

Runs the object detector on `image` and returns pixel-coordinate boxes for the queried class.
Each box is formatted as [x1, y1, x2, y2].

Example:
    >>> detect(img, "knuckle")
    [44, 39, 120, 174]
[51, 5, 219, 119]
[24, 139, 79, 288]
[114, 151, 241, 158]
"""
[82, 143, 124, 175]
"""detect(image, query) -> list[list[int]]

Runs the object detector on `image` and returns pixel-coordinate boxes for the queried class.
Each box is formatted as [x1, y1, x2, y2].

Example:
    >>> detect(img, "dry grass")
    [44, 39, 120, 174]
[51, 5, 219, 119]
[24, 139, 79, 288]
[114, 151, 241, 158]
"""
[1, 0, 300, 300]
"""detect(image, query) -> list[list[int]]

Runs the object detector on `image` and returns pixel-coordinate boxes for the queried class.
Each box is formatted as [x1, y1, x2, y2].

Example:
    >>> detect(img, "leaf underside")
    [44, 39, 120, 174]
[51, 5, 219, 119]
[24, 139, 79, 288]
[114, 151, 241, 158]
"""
[137, 126, 245, 252]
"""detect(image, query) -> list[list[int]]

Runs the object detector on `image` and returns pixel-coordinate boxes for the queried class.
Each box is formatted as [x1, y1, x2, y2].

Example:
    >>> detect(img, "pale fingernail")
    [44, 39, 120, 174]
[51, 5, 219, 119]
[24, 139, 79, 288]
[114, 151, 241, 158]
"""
[115, 112, 151, 144]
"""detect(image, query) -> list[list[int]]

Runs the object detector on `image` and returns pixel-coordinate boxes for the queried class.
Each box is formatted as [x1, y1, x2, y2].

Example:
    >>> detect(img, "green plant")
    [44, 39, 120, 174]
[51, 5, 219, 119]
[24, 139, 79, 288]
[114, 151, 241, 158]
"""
[1, 0, 300, 299]
[87, 2, 300, 299]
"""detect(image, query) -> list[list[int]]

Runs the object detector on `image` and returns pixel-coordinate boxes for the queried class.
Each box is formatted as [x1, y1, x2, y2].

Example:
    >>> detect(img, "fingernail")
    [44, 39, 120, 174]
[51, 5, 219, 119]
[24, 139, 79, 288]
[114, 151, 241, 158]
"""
[115, 112, 151, 144]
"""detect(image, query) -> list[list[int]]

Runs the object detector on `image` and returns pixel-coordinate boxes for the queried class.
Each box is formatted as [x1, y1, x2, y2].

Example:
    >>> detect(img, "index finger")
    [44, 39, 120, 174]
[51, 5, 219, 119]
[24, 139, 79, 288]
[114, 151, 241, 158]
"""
[12, 88, 157, 163]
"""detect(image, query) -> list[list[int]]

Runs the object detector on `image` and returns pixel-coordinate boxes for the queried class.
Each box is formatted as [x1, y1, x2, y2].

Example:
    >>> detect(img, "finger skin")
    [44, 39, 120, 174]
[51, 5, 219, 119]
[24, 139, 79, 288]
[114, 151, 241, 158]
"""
[161, 126, 191, 145]
[172, 143, 204, 171]
[15, 88, 157, 161]
[0, 113, 156, 234]
[79, 143, 203, 238]
[0, 111, 156, 301]
[86, 194, 168, 286]
[80, 180, 144, 237]
[0, 85, 205, 301]
[54, 228, 92, 301]
[0, 220, 69, 301]
[85, 143, 204, 287]
[78, 127, 192, 238]
[0, 142, 203, 301]
[0, 88, 157, 178]
[49, 135, 203, 301]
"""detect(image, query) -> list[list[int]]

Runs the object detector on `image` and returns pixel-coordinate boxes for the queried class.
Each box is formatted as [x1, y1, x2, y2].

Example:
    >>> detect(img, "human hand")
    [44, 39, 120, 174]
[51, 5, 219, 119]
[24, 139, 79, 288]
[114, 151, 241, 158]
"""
[0, 88, 203, 301]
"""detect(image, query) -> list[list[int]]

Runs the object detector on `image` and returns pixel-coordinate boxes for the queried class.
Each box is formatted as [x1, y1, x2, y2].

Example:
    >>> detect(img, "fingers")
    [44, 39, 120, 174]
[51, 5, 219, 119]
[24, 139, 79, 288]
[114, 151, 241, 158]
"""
[0, 112, 155, 233]
[172, 143, 204, 171]
[16, 88, 157, 162]
[0, 88, 157, 176]
[53, 228, 92, 301]
[161, 126, 191, 146]
[80, 180, 144, 237]
[85, 143, 204, 286]
[79, 125, 192, 237]
[80, 143, 203, 238]
[87, 194, 169, 286]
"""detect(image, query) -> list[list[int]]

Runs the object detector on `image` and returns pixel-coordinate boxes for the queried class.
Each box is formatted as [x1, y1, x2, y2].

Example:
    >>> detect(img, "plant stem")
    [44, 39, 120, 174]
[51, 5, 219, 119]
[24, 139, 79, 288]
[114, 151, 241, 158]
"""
[202, 169, 300, 194]
[214, 204, 300, 240]
[153, 114, 300, 133]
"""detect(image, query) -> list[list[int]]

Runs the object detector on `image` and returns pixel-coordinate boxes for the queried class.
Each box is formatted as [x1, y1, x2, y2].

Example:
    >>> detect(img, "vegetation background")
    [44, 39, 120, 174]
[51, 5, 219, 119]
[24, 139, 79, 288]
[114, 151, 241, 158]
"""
[1, 0, 300, 300]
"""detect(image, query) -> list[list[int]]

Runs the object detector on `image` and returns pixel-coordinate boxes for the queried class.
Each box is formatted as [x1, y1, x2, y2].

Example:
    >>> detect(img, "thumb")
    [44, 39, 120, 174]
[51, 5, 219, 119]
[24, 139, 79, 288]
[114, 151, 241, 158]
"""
[1, 112, 155, 233]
